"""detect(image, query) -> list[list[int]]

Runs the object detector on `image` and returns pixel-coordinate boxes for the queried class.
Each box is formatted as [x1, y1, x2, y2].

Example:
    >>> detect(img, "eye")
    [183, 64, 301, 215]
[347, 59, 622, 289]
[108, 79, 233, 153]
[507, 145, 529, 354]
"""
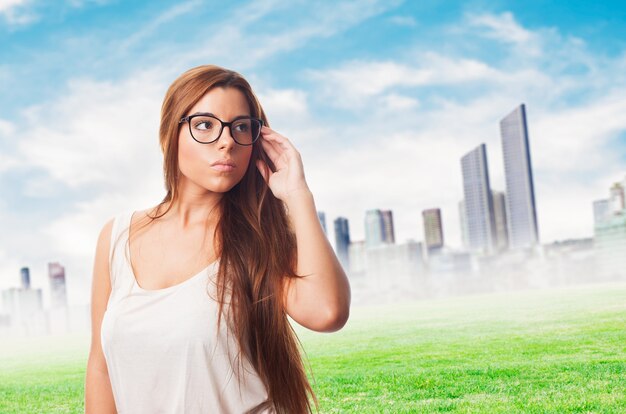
[193, 117, 215, 130]
[233, 120, 250, 133]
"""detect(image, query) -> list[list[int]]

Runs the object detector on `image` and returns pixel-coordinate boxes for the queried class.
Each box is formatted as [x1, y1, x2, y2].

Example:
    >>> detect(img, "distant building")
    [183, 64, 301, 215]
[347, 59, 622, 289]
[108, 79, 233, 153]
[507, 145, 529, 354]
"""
[1, 268, 46, 336]
[365, 240, 425, 289]
[593, 199, 611, 226]
[48, 262, 68, 308]
[333, 217, 350, 271]
[461, 143, 496, 254]
[348, 240, 367, 278]
[594, 179, 626, 279]
[422, 208, 444, 256]
[594, 212, 626, 279]
[428, 249, 473, 276]
[492, 190, 509, 252]
[593, 179, 626, 279]
[365, 209, 385, 248]
[500, 103, 539, 249]
[1, 287, 43, 321]
[20, 267, 31, 289]
[380, 210, 396, 244]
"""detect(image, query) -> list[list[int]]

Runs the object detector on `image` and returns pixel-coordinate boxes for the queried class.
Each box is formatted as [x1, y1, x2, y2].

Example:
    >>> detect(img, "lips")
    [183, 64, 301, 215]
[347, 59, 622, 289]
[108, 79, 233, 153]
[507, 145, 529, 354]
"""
[211, 159, 236, 167]
[210, 159, 236, 173]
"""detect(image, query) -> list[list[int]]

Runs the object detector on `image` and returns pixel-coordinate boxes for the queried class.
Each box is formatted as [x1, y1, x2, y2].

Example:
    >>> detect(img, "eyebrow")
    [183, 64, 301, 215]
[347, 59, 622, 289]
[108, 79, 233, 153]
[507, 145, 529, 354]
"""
[190, 111, 251, 119]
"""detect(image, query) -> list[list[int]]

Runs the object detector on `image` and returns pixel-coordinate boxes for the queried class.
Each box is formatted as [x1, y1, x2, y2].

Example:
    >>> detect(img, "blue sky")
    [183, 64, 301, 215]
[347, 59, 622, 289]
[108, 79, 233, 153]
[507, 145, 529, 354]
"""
[1, 0, 626, 306]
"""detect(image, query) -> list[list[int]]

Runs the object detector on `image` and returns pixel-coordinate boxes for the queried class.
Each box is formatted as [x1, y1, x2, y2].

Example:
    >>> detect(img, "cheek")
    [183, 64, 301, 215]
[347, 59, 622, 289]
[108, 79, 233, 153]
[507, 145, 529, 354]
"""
[229, 149, 251, 183]
[178, 130, 254, 184]
[178, 134, 201, 173]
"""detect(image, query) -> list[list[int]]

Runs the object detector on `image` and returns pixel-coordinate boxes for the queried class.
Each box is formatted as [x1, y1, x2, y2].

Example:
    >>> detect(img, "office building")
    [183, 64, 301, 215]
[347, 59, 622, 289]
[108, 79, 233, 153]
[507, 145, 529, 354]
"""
[334, 217, 350, 270]
[461, 143, 496, 254]
[500, 103, 539, 249]
[381, 209, 396, 244]
[492, 190, 509, 252]
[365, 209, 385, 248]
[48, 262, 67, 308]
[593, 199, 610, 226]
[422, 208, 444, 255]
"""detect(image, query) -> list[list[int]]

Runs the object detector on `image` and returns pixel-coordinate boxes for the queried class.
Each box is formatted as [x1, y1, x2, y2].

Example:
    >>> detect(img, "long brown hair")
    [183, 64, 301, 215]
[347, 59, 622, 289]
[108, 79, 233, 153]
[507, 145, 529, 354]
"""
[110, 64, 319, 413]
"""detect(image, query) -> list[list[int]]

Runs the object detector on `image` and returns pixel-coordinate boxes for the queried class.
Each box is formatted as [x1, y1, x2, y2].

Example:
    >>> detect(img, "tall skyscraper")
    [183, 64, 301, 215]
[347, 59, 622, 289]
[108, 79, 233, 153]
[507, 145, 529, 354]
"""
[364, 209, 385, 248]
[422, 208, 444, 255]
[334, 217, 350, 270]
[48, 262, 67, 308]
[20, 267, 31, 290]
[380, 209, 395, 244]
[500, 103, 539, 249]
[491, 190, 509, 252]
[461, 143, 496, 254]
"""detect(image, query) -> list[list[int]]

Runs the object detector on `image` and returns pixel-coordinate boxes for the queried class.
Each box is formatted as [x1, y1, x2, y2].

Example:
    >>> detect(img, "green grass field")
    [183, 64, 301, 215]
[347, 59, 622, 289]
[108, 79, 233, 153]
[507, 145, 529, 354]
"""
[1, 282, 625, 413]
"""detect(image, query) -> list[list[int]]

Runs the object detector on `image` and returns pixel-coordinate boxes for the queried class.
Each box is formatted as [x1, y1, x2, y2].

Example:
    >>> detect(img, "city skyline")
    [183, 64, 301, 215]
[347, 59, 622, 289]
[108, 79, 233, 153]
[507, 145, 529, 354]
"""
[1, 1, 626, 307]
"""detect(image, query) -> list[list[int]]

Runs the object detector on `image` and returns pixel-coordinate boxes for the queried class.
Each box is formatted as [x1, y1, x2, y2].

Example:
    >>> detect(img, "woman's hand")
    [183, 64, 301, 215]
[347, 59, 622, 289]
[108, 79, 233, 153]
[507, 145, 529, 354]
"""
[256, 125, 311, 203]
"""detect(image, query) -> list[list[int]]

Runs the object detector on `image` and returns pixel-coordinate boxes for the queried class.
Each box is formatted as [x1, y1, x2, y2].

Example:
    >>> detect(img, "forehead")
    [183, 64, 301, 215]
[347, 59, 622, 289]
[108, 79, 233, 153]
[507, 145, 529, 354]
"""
[189, 87, 250, 118]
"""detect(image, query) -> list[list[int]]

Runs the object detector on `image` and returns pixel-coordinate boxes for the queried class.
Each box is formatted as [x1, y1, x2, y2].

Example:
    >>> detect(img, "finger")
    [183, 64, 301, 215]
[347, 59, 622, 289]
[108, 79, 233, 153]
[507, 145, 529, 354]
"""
[260, 136, 282, 164]
[261, 127, 296, 152]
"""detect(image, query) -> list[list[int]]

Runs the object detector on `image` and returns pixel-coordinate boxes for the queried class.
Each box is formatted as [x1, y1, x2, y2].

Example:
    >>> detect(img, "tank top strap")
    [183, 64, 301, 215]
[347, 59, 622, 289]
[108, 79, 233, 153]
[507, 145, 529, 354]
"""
[108, 210, 135, 304]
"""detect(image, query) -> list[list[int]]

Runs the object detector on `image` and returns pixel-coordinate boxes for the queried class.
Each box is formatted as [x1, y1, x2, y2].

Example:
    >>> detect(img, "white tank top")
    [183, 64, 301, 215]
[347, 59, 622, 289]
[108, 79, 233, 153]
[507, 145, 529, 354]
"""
[100, 210, 274, 414]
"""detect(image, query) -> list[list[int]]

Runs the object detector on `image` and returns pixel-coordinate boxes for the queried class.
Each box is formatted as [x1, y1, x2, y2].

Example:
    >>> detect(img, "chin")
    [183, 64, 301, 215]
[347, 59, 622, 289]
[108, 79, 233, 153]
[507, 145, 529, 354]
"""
[206, 180, 242, 193]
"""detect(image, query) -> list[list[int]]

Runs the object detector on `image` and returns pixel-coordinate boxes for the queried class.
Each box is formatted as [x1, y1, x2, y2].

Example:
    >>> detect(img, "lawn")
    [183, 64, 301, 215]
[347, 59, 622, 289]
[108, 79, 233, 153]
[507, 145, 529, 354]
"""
[1, 282, 625, 413]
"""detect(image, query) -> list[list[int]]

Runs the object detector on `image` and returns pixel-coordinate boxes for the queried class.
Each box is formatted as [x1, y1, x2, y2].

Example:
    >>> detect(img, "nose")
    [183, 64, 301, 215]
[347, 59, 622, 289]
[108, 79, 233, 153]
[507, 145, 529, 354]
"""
[218, 125, 237, 148]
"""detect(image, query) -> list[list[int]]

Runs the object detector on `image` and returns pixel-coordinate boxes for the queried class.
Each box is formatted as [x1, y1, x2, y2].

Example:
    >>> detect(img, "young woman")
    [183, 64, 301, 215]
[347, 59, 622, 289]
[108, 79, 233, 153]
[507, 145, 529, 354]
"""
[85, 64, 351, 413]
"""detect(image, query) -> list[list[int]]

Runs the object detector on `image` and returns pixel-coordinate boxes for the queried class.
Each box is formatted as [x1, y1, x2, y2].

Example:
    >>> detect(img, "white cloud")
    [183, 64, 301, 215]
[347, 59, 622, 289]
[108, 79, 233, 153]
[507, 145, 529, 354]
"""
[0, 0, 26, 11]
[16, 69, 165, 188]
[0, 0, 37, 25]
[462, 11, 544, 59]
[66, 0, 113, 8]
[0, 118, 15, 137]
[190, 0, 402, 71]
[303, 53, 501, 109]
[116, 0, 202, 53]
[380, 93, 419, 111]
[0, 119, 21, 173]
[258, 88, 309, 120]
[387, 15, 417, 27]
[466, 11, 534, 44]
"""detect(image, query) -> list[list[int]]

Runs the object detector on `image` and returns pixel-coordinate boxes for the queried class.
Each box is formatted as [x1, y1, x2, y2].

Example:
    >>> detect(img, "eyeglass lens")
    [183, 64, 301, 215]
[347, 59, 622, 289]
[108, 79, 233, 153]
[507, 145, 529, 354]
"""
[189, 115, 261, 145]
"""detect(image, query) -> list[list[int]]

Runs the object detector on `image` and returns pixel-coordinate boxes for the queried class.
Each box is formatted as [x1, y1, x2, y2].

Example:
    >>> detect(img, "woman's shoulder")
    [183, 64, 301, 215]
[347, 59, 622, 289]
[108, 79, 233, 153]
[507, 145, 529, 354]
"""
[104, 207, 151, 237]
[130, 205, 165, 226]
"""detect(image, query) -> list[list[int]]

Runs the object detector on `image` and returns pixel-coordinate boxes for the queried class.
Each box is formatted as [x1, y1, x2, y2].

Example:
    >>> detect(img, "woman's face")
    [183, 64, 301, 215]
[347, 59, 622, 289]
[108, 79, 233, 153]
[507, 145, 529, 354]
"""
[178, 86, 254, 193]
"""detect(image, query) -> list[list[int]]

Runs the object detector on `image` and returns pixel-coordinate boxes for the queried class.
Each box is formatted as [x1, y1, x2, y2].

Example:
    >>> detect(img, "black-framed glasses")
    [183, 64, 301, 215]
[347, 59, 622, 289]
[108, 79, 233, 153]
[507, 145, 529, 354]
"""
[179, 113, 263, 146]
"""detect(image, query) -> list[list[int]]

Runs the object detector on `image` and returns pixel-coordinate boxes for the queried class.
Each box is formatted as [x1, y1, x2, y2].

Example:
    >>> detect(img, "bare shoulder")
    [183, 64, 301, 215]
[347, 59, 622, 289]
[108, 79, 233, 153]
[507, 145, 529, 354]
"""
[97, 216, 116, 252]
[132, 205, 166, 226]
